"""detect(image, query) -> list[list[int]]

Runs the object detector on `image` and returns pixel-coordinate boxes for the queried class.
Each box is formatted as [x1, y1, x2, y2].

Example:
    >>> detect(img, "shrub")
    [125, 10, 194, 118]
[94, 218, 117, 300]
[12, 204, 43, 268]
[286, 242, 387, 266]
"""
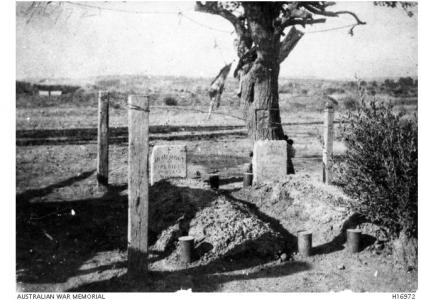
[278, 86, 292, 94]
[324, 87, 345, 95]
[163, 96, 178, 106]
[16, 81, 35, 94]
[336, 88, 417, 239]
[342, 96, 359, 111]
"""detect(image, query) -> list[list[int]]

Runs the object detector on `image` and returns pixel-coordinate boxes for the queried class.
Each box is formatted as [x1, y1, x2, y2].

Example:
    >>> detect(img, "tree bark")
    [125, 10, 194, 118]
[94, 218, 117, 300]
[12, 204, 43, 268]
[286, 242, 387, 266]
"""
[241, 3, 285, 141]
[241, 62, 285, 141]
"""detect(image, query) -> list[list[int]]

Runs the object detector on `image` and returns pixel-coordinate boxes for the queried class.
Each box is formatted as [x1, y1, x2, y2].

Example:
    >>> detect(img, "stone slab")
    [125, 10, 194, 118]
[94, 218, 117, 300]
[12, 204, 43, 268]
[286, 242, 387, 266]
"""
[150, 145, 187, 185]
[252, 140, 288, 184]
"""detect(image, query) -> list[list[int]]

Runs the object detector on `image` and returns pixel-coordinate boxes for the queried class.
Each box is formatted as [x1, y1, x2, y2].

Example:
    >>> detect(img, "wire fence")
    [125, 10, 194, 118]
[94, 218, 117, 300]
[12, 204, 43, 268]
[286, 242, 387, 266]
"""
[147, 105, 349, 126]
[62, 2, 359, 36]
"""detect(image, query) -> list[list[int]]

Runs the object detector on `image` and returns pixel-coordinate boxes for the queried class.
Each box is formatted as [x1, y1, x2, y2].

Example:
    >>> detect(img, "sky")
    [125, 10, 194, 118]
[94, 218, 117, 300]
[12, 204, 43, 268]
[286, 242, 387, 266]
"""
[16, 1, 418, 81]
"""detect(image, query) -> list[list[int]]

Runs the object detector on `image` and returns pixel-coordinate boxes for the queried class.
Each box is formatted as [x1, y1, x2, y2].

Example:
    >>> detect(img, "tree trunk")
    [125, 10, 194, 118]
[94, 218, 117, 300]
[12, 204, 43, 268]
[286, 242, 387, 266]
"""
[241, 4, 286, 141]
[241, 61, 285, 141]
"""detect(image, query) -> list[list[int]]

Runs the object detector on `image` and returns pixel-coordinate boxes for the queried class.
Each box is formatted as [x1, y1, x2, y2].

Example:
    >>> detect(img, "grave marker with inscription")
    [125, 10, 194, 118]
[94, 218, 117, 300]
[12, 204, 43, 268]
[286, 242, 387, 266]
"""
[150, 145, 187, 185]
[252, 140, 289, 184]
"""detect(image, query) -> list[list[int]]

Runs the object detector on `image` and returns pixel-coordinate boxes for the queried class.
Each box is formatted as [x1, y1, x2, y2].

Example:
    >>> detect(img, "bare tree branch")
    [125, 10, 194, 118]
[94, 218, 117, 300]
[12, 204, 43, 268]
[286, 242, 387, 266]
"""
[274, 17, 326, 37]
[194, 2, 247, 36]
[324, 2, 337, 8]
[302, 4, 366, 36]
[273, 2, 330, 37]
[273, 2, 365, 37]
[278, 27, 304, 64]
[303, 4, 366, 25]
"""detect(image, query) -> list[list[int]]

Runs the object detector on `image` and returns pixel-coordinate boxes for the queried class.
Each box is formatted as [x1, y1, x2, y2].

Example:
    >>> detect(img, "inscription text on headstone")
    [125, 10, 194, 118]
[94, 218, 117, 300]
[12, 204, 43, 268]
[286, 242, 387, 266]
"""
[150, 145, 187, 184]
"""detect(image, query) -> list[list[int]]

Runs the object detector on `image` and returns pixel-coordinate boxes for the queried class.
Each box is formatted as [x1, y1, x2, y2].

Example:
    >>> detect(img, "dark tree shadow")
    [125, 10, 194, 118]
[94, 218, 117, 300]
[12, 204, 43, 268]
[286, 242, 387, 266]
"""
[190, 261, 311, 292]
[16, 180, 222, 286]
[16, 190, 128, 284]
[16, 170, 96, 206]
[17, 178, 309, 292]
[67, 260, 312, 292]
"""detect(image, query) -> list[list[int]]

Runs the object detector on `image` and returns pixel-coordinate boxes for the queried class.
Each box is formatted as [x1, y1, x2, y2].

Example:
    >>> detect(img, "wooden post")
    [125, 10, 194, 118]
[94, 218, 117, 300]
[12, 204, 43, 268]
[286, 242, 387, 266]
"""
[97, 91, 109, 190]
[322, 102, 334, 184]
[128, 95, 149, 277]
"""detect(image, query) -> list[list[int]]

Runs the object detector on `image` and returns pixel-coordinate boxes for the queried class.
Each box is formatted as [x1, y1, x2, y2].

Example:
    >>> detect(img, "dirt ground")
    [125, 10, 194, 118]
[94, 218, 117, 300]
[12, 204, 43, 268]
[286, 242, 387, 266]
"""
[16, 170, 417, 292]
[16, 112, 417, 292]
[15, 84, 418, 293]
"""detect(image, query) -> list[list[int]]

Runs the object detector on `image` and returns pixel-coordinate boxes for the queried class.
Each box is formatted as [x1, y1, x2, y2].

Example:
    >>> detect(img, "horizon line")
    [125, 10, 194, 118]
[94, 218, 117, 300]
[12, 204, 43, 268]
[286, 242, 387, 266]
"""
[17, 73, 418, 84]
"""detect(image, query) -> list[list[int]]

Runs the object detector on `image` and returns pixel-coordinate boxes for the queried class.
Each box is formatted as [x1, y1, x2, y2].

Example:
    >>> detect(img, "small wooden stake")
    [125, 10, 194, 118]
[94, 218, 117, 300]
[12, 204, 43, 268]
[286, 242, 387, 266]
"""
[323, 103, 334, 184]
[347, 229, 361, 253]
[128, 95, 149, 277]
[298, 231, 312, 257]
[97, 91, 109, 190]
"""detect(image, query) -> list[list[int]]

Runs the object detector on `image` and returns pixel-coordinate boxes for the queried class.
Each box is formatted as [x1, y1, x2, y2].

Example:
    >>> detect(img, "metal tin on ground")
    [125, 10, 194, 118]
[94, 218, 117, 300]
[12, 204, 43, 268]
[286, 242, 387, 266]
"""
[347, 229, 361, 253]
[298, 231, 312, 257]
[209, 174, 219, 190]
[243, 172, 253, 187]
[178, 236, 194, 264]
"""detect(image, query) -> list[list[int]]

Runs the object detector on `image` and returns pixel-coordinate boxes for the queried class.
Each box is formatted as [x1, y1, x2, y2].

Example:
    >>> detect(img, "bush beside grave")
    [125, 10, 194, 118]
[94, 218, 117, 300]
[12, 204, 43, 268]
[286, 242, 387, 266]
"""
[335, 93, 417, 247]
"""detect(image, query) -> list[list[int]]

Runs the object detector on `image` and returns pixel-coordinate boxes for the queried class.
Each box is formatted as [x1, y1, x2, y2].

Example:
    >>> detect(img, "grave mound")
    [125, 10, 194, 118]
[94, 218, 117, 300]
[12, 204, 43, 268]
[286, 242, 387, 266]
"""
[149, 179, 286, 266]
[233, 174, 387, 248]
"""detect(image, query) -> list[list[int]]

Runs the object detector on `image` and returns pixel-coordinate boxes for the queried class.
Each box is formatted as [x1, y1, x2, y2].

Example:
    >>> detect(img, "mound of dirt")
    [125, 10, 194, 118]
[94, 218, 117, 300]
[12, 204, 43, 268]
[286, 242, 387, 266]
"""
[149, 179, 286, 266]
[187, 196, 285, 261]
[233, 174, 351, 245]
[233, 174, 387, 248]
[148, 175, 391, 268]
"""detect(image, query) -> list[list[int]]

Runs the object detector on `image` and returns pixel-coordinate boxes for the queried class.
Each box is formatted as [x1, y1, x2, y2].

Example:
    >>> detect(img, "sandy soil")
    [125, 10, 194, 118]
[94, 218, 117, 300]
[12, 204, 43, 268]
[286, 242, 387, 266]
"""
[16, 102, 417, 292]
[16, 173, 417, 292]
[16, 142, 417, 292]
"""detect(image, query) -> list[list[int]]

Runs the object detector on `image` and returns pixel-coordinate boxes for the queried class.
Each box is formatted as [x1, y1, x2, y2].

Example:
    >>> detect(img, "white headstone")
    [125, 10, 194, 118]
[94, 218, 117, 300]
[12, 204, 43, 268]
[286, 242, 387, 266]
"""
[252, 140, 288, 184]
[150, 145, 187, 185]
